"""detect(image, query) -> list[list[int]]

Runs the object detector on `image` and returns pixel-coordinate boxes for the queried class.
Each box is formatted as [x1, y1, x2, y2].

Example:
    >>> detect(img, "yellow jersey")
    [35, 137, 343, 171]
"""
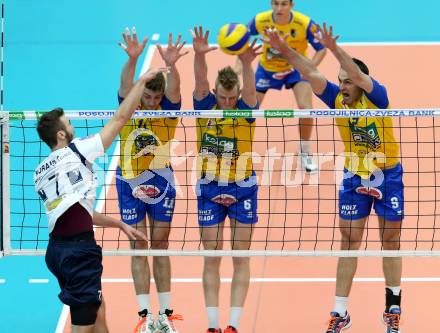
[317, 79, 399, 178]
[194, 93, 256, 182]
[249, 10, 324, 72]
[118, 95, 180, 179]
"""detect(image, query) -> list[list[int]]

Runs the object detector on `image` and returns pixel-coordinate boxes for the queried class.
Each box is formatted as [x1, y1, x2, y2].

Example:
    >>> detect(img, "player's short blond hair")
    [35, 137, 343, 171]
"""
[215, 66, 240, 92]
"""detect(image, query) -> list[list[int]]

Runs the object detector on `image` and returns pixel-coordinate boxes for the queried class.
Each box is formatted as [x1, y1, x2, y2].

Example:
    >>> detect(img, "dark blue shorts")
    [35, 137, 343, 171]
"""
[116, 167, 176, 224]
[197, 175, 258, 226]
[45, 234, 103, 307]
[255, 63, 305, 93]
[339, 163, 404, 221]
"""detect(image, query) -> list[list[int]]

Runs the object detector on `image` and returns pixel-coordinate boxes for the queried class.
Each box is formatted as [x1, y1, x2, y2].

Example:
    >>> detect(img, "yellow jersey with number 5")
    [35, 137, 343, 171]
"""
[317, 79, 399, 178]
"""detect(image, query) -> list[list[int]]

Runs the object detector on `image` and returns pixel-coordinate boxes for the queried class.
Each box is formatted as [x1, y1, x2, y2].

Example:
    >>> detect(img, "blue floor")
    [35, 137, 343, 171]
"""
[1, 0, 439, 332]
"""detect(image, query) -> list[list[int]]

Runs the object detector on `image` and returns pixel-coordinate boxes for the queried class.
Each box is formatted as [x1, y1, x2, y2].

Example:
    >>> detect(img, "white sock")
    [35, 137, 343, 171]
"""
[229, 307, 243, 328]
[206, 307, 219, 329]
[137, 294, 151, 312]
[386, 286, 401, 296]
[333, 296, 348, 316]
[158, 292, 171, 314]
[300, 140, 311, 154]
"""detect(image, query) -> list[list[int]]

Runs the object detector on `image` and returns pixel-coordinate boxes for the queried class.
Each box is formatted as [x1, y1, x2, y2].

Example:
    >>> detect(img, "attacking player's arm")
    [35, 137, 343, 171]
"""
[157, 33, 189, 103]
[316, 23, 373, 93]
[118, 27, 148, 98]
[100, 67, 169, 150]
[93, 212, 147, 241]
[264, 29, 327, 95]
[191, 26, 217, 100]
[238, 39, 262, 107]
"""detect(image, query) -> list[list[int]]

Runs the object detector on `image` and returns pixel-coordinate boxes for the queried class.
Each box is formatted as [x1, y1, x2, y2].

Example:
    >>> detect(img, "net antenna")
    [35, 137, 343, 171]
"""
[1, 112, 9, 258]
[0, 0, 5, 254]
[1, 0, 4, 111]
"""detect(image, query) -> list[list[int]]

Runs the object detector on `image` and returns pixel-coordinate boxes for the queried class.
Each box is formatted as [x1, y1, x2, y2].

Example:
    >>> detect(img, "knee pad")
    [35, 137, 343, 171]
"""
[70, 303, 100, 326]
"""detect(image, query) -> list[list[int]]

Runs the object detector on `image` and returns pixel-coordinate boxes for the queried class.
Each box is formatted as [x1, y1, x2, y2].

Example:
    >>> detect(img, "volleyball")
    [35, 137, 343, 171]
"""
[217, 23, 251, 55]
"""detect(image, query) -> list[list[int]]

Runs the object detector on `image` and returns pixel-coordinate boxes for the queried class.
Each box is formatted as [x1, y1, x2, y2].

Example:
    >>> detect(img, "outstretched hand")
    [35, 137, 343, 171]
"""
[118, 26, 148, 59]
[190, 26, 217, 54]
[157, 33, 189, 66]
[314, 22, 339, 52]
[238, 39, 262, 63]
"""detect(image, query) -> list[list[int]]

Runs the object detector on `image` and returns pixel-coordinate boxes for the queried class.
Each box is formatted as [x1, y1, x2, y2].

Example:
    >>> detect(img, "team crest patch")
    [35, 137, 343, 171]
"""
[211, 194, 238, 207]
[132, 185, 160, 200]
[272, 69, 294, 80]
[206, 119, 215, 129]
[355, 186, 383, 199]
[290, 29, 296, 37]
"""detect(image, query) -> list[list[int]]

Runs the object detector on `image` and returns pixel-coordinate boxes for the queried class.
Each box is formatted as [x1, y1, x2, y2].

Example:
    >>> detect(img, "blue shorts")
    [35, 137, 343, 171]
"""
[45, 235, 103, 307]
[197, 175, 258, 226]
[116, 167, 176, 224]
[255, 63, 305, 93]
[339, 163, 404, 221]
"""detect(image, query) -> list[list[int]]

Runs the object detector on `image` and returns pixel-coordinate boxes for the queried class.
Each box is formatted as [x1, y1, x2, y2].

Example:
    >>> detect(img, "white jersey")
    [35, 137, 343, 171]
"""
[34, 134, 104, 233]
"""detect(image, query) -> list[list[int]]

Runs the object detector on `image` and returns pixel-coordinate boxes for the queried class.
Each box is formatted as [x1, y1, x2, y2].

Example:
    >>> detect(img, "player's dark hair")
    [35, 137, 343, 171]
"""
[216, 66, 240, 91]
[145, 72, 166, 93]
[352, 58, 370, 75]
[36, 107, 66, 148]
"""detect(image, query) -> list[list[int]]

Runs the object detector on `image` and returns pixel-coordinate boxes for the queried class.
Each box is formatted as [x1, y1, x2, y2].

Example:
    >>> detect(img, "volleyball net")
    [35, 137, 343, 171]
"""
[1, 108, 440, 257]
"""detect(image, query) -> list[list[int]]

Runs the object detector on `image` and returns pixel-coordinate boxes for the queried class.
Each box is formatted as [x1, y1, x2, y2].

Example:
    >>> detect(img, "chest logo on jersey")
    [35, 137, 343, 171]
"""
[211, 194, 238, 207]
[290, 29, 296, 37]
[355, 186, 383, 200]
[349, 119, 381, 150]
[132, 185, 161, 200]
[200, 133, 238, 157]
